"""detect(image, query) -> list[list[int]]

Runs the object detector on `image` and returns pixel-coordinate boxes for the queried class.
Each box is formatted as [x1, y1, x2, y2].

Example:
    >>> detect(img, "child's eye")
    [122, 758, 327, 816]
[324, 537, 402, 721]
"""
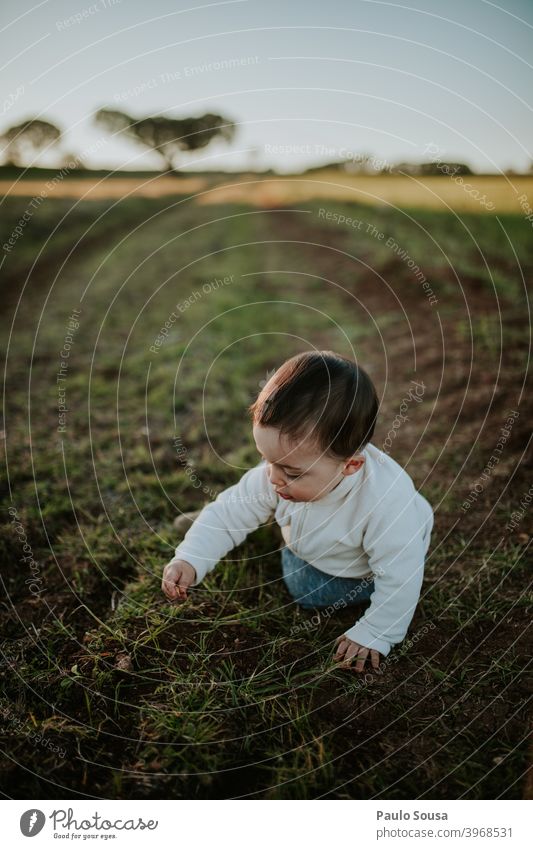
[285, 472, 301, 480]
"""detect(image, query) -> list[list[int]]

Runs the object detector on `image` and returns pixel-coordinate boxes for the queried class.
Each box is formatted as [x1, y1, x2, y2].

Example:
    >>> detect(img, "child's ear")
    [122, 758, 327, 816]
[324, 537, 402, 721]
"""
[343, 455, 365, 476]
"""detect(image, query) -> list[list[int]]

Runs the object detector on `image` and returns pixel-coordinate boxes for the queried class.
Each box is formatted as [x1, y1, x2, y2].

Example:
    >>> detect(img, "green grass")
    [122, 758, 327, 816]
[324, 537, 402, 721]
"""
[0, 192, 531, 799]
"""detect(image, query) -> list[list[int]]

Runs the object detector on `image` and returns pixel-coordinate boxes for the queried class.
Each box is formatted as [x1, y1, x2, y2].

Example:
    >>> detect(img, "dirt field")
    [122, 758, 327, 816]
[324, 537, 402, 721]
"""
[0, 182, 531, 799]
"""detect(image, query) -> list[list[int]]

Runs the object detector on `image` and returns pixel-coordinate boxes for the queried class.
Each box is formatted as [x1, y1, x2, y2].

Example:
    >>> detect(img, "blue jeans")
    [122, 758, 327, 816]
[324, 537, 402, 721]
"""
[281, 546, 375, 610]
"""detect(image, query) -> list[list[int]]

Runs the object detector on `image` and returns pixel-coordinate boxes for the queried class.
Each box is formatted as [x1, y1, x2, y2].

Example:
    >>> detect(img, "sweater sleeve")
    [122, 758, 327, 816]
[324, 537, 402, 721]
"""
[171, 460, 277, 586]
[343, 489, 431, 656]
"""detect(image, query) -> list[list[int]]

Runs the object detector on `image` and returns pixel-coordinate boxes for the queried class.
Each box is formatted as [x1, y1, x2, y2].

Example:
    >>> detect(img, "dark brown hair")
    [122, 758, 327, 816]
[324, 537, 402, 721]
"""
[248, 350, 379, 459]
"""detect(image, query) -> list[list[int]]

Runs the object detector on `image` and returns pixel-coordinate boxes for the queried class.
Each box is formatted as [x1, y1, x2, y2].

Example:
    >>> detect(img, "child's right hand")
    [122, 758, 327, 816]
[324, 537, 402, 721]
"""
[161, 559, 197, 602]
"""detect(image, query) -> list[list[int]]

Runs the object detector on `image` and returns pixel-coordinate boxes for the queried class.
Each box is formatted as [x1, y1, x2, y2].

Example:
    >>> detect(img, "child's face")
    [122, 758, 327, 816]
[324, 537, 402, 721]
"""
[253, 424, 364, 503]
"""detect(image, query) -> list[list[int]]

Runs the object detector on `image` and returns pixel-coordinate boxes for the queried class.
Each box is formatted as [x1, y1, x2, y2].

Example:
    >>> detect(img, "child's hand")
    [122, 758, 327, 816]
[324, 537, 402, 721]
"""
[333, 634, 381, 673]
[161, 559, 197, 602]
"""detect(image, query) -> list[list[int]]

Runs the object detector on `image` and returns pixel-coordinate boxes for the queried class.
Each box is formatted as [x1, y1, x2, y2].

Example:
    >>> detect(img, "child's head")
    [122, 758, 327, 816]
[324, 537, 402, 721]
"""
[248, 350, 379, 502]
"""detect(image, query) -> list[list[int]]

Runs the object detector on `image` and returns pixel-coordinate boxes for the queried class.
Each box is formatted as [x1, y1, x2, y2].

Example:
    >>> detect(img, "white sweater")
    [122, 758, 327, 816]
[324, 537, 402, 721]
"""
[173, 442, 434, 656]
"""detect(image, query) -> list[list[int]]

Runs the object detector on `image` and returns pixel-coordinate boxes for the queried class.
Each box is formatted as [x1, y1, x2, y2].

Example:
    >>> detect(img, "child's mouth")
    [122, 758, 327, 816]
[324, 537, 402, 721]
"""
[277, 491, 294, 500]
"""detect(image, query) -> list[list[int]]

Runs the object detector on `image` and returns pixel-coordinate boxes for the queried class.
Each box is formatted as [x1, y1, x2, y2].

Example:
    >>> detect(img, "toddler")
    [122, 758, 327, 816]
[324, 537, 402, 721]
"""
[162, 350, 434, 673]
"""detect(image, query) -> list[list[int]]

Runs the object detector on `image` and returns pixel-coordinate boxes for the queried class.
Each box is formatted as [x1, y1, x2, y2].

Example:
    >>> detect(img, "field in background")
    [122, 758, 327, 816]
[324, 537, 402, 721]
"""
[0, 184, 531, 799]
[1, 167, 532, 214]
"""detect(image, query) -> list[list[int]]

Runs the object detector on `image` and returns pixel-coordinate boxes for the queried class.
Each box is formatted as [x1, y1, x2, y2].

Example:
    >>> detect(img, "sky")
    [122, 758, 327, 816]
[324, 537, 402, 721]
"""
[1, 0, 532, 173]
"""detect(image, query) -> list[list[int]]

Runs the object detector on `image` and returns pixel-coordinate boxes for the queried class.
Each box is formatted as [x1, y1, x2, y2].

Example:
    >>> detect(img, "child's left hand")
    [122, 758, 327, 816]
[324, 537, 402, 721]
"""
[333, 634, 381, 672]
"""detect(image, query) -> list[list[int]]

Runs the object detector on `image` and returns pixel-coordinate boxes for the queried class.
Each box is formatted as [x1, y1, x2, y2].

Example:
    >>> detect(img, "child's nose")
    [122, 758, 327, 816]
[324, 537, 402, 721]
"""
[268, 465, 286, 487]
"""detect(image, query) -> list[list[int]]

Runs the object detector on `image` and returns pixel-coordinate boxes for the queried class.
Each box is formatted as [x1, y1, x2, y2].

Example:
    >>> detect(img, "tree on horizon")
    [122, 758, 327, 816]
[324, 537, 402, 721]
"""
[0, 119, 62, 166]
[94, 108, 236, 173]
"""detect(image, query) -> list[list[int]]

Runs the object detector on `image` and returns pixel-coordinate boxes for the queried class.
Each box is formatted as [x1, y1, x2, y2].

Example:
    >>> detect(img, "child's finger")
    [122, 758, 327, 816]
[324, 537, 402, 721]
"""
[336, 641, 368, 672]
[352, 649, 369, 673]
[176, 582, 187, 599]
[162, 577, 177, 599]
[162, 568, 189, 602]
[370, 650, 380, 669]
[333, 638, 349, 658]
